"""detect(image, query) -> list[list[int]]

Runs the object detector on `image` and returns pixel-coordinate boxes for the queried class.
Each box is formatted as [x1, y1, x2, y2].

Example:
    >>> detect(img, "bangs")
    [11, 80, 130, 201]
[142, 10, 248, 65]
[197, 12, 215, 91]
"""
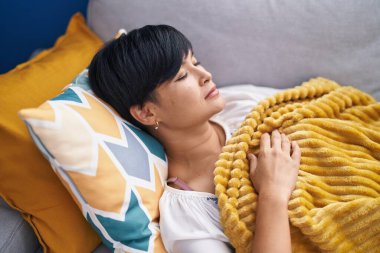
[122, 25, 193, 88]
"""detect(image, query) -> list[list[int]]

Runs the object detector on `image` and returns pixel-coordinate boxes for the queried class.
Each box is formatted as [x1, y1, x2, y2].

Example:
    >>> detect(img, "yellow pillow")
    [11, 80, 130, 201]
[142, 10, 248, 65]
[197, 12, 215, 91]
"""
[0, 12, 104, 252]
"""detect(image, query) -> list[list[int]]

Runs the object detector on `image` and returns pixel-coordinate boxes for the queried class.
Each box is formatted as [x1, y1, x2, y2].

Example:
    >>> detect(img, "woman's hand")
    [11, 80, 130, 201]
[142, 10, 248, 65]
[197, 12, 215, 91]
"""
[248, 129, 301, 201]
[248, 129, 299, 253]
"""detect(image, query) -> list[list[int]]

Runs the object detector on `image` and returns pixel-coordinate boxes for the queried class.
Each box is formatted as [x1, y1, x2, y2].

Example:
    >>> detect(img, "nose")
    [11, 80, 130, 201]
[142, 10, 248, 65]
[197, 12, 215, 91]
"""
[199, 68, 212, 86]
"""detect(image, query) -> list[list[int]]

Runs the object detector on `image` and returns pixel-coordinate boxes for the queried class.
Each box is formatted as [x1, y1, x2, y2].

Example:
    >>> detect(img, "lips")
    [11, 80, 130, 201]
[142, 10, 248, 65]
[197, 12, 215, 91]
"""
[205, 86, 217, 99]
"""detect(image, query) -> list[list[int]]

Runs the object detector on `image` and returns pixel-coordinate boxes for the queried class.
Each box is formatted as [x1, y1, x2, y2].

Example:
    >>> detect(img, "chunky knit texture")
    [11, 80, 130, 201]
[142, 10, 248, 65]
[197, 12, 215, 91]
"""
[213, 78, 380, 253]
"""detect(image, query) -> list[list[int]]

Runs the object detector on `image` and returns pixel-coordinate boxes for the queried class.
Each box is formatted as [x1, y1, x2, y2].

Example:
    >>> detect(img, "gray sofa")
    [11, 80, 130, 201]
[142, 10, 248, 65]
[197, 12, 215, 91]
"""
[1, 0, 379, 252]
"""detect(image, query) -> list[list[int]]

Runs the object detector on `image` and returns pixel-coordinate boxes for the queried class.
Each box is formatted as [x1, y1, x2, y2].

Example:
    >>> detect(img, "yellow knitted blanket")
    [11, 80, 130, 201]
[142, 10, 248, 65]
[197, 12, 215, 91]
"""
[214, 78, 380, 253]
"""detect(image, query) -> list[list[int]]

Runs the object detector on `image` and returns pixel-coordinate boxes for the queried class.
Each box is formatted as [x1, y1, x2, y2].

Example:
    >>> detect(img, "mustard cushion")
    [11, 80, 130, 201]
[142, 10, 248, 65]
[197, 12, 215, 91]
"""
[19, 69, 168, 252]
[0, 12, 103, 252]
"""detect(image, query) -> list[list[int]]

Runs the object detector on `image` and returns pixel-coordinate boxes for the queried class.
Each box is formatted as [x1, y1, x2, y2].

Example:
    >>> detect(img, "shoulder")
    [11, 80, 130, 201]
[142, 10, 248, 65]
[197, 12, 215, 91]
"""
[159, 185, 230, 251]
[159, 184, 221, 232]
[212, 84, 282, 137]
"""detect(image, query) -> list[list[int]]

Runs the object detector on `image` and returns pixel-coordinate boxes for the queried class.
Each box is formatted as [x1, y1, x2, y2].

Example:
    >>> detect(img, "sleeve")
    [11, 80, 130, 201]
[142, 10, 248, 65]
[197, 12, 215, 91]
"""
[173, 239, 234, 253]
[215, 84, 282, 132]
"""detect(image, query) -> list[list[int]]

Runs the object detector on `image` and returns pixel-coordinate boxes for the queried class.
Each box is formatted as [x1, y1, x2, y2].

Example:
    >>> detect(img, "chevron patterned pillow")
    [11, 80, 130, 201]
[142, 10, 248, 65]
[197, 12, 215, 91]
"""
[19, 69, 168, 253]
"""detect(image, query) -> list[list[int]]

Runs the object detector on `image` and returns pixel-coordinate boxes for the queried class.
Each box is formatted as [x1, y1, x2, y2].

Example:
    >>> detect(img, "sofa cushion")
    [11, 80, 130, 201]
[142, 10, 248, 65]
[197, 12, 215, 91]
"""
[18, 69, 168, 253]
[87, 0, 380, 100]
[0, 12, 103, 252]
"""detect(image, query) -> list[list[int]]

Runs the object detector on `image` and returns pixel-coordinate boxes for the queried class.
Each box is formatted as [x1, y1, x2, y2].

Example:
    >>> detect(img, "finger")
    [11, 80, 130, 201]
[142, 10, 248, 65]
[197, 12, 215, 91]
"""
[248, 153, 257, 176]
[281, 133, 291, 154]
[291, 141, 301, 162]
[271, 129, 281, 150]
[260, 133, 270, 152]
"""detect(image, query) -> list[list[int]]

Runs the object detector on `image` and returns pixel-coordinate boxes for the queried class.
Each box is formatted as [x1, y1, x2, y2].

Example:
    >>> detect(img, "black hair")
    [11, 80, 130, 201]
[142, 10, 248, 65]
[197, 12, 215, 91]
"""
[88, 24, 193, 130]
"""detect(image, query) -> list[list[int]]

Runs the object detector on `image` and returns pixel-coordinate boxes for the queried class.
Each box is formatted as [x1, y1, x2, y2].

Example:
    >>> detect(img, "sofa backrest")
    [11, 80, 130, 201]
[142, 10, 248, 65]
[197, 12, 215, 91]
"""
[87, 0, 380, 100]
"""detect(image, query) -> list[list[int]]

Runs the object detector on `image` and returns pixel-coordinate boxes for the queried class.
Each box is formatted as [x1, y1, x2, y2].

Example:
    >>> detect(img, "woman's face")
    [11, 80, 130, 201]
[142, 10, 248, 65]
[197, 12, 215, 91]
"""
[153, 50, 226, 129]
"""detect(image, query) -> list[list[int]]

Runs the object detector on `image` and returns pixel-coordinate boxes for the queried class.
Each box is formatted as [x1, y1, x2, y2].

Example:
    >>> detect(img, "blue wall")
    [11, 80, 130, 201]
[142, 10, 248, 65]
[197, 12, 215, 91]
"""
[0, 0, 89, 74]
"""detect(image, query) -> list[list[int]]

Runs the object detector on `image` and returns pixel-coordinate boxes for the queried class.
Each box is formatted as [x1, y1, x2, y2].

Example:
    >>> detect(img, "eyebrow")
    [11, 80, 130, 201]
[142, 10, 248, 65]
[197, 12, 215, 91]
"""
[181, 50, 194, 65]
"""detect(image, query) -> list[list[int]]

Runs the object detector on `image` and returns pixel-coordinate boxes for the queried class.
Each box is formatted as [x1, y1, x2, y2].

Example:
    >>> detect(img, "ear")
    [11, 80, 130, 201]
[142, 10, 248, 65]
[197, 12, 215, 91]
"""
[129, 102, 158, 126]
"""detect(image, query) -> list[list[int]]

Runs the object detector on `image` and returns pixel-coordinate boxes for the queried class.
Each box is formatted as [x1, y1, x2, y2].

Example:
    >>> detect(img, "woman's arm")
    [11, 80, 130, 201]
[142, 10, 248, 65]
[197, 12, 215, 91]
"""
[248, 130, 301, 253]
[251, 192, 291, 253]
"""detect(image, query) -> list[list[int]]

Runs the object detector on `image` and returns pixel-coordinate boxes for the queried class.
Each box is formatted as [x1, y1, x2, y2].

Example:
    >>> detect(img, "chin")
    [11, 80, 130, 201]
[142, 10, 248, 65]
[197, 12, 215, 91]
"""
[212, 95, 226, 113]
[218, 94, 226, 108]
[202, 95, 226, 121]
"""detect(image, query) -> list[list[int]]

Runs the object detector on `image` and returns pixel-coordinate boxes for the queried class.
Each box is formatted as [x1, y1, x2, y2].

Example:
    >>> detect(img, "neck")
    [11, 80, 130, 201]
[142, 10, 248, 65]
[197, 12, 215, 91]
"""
[153, 120, 224, 170]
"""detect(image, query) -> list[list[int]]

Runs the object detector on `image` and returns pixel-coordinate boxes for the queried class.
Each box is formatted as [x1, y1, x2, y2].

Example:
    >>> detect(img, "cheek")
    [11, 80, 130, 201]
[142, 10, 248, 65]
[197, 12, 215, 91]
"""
[161, 91, 205, 124]
[168, 85, 202, 108]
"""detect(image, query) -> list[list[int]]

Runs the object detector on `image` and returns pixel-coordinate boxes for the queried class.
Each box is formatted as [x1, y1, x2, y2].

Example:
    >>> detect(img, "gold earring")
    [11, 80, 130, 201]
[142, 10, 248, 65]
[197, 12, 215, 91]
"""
[154, 121, 159, 130]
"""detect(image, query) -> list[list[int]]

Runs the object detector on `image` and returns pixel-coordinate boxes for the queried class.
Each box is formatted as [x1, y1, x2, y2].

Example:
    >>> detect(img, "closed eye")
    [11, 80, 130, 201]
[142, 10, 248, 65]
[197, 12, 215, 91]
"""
[177, 73, 188, 81]
[177, 61, 202, 81]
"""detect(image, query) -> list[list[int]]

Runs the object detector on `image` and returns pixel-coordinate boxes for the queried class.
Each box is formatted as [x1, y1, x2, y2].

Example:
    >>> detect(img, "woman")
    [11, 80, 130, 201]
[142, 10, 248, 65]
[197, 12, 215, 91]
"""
[88, 25, 301, 253]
